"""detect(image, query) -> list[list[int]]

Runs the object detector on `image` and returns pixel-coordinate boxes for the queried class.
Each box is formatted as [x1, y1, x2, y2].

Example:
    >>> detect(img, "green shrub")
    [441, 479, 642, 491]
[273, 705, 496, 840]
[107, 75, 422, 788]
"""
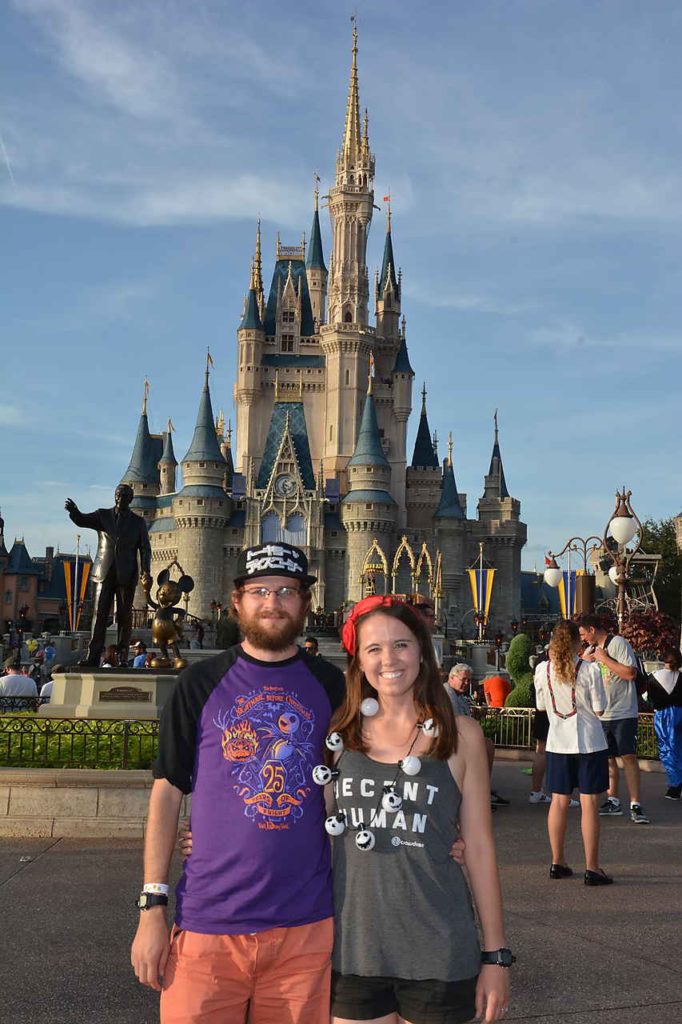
[504, 672, 534, 708]
[505, 633, 532, 684]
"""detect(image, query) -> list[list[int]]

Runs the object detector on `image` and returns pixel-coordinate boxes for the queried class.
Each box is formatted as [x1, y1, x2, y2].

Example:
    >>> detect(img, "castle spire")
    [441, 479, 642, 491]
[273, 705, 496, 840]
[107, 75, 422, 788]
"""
[485, 410, 510, 499]
[341, 18, 362, 166]
[411, 384, 439, 469]
[436, 437, 465, 519]
[182, 368, 225, 464]
[379, 205, 399, 296]
[307, 183, 327, 272]
[254, 219, 264, 300]
[348, 388, 389, 469]
[122, 382, 158, 485]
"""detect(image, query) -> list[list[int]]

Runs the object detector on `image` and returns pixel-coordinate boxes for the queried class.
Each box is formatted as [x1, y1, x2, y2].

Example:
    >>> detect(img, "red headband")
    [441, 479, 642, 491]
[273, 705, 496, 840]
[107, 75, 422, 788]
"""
[341, 594, 408, 656]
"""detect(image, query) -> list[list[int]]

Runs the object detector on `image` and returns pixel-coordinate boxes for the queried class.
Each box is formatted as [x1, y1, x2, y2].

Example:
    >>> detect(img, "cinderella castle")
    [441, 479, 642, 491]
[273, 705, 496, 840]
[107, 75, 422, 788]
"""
[119, 26, 527, 636]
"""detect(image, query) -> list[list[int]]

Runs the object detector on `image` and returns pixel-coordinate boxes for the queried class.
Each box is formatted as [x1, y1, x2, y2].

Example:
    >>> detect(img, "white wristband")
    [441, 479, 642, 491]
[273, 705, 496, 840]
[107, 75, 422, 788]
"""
[143, 883, 169, 895]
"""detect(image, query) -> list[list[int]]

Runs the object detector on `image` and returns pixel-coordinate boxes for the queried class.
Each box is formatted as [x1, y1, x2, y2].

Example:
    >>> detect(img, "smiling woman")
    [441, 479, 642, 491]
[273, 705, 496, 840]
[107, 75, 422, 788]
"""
[324, 596, 512, 1024]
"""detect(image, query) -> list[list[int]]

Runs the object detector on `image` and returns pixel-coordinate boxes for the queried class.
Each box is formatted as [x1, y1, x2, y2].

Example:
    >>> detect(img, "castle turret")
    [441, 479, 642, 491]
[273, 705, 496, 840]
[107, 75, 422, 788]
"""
[474, 413, 527, 632]
[158, 420, 177, 496]
[236, 255, 266, 474]
[121, 381, 162, 524]
[375, 205, 401, 345]
[405, 385, 442, 532]
[341, 374, 397, 601]
[174, 368, 230, 618]
[435, 434, 468, 630]
[306, 186, 327, 325]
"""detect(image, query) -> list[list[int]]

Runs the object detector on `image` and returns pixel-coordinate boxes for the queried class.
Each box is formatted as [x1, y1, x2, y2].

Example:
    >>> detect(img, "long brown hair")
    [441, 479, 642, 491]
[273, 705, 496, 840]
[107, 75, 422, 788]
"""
[330, 602, 457, 759]
[549, 620, 581, 683]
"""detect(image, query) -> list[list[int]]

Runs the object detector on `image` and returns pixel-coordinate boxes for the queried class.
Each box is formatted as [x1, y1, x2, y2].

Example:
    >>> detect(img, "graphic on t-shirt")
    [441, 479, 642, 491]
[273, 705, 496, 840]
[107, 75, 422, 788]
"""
[215, 685, 315, 830]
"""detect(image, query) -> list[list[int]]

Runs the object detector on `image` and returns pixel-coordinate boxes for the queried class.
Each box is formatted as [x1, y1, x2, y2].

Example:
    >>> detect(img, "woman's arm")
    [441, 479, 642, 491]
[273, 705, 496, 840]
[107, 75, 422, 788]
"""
[451, 716, 510, 1022]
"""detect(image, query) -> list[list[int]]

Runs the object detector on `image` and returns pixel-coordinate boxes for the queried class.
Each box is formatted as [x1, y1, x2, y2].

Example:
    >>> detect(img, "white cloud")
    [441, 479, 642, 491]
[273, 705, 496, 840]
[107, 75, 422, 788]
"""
[0, 406, 22, 425]
[18, 0, 185, 121]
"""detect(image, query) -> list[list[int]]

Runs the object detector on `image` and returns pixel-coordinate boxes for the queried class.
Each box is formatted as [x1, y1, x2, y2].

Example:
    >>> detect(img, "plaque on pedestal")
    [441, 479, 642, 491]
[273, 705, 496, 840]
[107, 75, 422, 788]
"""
[39, 669, 179, 720]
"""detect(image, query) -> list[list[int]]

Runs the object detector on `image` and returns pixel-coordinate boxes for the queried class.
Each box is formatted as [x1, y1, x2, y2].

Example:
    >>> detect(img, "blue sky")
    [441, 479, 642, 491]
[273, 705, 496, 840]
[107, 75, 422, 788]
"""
[1, 0, 680, 570]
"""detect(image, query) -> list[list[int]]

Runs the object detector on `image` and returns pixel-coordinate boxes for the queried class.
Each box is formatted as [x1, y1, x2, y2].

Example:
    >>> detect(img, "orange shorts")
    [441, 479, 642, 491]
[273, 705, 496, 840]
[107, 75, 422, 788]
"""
[160, 917, 333, 1024]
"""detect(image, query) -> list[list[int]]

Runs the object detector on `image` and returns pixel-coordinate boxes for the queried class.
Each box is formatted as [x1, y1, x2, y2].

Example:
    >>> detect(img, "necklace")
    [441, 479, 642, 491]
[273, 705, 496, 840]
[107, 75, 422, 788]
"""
[545, 661, 577, 720]
[314, 718, 435, 851]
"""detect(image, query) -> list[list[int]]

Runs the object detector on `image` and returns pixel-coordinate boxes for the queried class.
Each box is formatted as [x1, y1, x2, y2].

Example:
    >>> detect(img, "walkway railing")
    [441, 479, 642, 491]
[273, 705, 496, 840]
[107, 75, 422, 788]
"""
[0, 707, 658, 770]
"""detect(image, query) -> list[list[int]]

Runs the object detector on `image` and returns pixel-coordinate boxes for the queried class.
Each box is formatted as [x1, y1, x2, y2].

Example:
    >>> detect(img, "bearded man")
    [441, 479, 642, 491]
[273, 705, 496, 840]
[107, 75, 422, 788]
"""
[131, 543, 344, 1024]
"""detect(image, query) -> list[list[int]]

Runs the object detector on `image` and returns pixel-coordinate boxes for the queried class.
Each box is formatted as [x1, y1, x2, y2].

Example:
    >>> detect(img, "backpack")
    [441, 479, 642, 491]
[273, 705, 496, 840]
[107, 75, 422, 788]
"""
[604, 635, 651, 711]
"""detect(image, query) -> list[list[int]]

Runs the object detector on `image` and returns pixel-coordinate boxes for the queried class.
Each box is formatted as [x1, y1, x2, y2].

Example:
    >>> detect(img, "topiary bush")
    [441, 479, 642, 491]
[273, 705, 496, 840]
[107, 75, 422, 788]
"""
[504, 672, 534, 708]
[505, 633, 532, 685]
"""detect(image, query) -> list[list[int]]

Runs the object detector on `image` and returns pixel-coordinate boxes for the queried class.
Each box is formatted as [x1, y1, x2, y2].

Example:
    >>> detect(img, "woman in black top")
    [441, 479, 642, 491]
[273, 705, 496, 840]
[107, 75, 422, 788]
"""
[646, 648, 682, 800]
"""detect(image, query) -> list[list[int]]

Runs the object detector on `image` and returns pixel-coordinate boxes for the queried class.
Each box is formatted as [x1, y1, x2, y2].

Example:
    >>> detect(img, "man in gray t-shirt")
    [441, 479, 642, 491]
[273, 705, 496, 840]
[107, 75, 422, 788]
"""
[578, 614, 649, 824]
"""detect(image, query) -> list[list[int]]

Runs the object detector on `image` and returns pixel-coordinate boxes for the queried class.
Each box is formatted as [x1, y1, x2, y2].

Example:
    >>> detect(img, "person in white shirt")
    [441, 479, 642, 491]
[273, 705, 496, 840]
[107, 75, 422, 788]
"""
[0, 660, 39, 709]
[535, 620, 613, 886]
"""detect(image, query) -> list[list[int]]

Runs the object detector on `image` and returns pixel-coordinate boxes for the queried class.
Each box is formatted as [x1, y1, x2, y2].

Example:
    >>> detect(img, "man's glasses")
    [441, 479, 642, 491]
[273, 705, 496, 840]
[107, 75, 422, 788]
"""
[242, 586, 302, 601]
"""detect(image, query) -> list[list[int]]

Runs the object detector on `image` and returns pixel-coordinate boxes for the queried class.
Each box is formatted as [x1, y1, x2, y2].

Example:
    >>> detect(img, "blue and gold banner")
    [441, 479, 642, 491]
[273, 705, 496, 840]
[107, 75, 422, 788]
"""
[557, 570, 582, 619]
[63, 560, 91, 631]
[467, 567, 496, 620]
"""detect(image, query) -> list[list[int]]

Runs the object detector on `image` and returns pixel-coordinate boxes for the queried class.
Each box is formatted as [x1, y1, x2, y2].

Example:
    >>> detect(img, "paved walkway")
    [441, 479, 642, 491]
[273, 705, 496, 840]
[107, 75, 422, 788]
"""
[3, 763, 681, 1023]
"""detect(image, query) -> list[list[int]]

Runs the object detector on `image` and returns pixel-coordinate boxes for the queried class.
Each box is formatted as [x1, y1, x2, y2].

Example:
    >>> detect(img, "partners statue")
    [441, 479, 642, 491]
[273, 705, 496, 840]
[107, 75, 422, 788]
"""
[65, 484, 152, 667]
[147, 565, 195, 669]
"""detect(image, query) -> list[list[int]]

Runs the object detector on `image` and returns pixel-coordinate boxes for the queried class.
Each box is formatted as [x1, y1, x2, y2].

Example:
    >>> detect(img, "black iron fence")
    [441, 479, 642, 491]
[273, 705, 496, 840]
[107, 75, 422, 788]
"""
[0, 707, 659, 770]
[0, 714, 159, 770]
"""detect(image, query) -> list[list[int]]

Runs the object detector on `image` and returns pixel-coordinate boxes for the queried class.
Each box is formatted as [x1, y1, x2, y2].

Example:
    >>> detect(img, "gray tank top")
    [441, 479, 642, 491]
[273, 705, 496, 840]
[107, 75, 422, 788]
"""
[332, 750, 481, 981]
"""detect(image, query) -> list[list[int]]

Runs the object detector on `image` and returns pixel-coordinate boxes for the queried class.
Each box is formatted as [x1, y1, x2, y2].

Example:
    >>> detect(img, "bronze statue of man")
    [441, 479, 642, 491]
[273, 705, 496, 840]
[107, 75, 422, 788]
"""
[65, 484, 152, 667]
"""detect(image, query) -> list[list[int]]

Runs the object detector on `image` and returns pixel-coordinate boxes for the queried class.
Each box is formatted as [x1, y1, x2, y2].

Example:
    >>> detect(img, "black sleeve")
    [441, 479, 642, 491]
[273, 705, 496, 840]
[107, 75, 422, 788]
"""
[153, 648, 240, 793]
[300, 651, 346, 712]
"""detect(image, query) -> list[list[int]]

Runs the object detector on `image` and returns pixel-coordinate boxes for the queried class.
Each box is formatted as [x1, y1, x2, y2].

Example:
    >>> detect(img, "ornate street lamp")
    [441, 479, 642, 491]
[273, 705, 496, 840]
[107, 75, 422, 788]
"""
[602, 489, 642, 631]
[543, 534, 602, 617]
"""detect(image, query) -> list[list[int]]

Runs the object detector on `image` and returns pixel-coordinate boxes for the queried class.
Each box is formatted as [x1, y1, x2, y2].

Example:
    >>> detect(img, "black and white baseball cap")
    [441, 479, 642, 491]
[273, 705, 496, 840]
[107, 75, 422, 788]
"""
[234, 543, 317, 588]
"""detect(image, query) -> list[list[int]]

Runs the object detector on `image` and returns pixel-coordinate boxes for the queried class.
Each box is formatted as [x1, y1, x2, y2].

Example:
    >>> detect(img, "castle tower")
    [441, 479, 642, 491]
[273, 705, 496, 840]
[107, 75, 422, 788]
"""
[474, 413, 527, 631]
[120, 381, 162, 524]
[221, 420, 235, 493]
[320, 23, 377, 481]
[435, 434, 468, 629]
[390, 318, 414, 526]
[158, 421, 177, 496]
[341, 374, 397, 602]
[405, 385, 442, 533]
[235, 258, 266, 477]
[375, 206, 401, 348]
[174, 368, 230, 618]
[306, 186, 327, 326]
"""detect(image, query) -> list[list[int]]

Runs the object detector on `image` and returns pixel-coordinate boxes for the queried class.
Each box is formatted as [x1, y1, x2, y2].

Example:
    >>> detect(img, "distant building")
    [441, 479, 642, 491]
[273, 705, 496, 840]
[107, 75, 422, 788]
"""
[0, 513, 93, 635]
[117, 26, 527, 636]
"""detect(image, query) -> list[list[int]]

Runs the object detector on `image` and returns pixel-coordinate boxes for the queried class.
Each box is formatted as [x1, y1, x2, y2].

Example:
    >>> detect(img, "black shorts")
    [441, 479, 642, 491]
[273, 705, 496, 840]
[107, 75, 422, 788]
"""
[602, 717, 638, 757]
[533, 710, 549, 743]
[545, 750, 609, 795]
[331, 970, 478, 1024]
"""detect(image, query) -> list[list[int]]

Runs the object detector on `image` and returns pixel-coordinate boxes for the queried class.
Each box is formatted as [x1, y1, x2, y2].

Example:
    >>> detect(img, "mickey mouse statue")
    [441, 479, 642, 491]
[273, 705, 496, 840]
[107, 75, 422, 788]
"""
[144, 565, 195, 670]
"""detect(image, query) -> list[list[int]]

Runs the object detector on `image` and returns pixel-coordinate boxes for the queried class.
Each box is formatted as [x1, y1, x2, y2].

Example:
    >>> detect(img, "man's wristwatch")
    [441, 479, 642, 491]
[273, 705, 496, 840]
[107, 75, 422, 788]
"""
[481, 948, 515, 967]
[136, 892, 169, 911]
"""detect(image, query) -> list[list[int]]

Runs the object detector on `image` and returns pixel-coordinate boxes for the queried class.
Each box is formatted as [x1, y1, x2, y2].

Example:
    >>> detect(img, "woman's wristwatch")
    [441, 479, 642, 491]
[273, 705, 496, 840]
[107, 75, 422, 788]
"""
[481, 948, 515, 967]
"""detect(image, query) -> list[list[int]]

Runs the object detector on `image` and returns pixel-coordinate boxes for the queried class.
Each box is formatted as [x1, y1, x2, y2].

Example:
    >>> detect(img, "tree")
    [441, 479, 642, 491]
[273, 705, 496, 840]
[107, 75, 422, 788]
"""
[640, 517, 681, 622]
[621, 610, 680, 659]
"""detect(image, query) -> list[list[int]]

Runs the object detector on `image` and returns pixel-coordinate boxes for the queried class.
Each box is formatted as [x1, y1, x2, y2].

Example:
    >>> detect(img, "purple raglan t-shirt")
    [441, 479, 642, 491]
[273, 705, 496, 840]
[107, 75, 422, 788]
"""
[153, 646, 345, 935]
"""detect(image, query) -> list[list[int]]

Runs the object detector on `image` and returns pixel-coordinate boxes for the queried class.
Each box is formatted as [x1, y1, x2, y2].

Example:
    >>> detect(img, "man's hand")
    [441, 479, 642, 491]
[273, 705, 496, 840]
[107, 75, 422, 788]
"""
[140, 572, 153, 592]
[178, 819, 193, 860]
[450, 835, 465, 865]
[64, 498, 78, 515]
[591, 647, 608, 666]
[581, 646, 597, 663]
[131, 909, 171, 991]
